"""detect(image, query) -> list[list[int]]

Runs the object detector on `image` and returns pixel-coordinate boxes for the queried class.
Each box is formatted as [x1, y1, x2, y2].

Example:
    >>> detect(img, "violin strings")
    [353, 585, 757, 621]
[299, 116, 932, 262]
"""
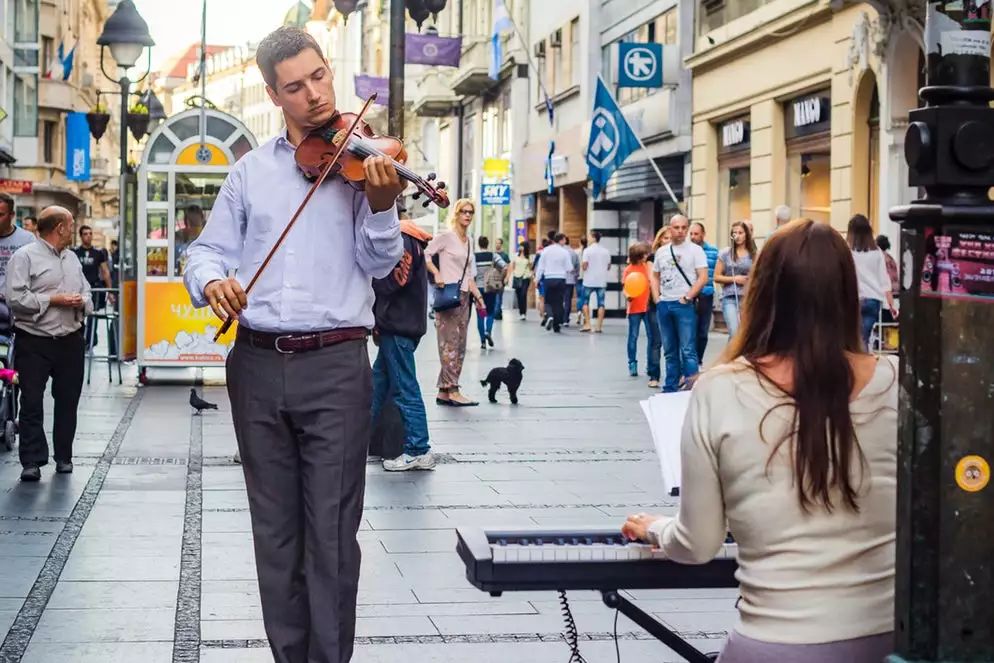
[344, 134, 425, 186]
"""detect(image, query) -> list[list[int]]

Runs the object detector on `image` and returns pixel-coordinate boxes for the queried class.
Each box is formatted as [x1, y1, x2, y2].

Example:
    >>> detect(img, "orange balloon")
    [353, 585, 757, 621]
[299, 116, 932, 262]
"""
[623, 271, 648, 298]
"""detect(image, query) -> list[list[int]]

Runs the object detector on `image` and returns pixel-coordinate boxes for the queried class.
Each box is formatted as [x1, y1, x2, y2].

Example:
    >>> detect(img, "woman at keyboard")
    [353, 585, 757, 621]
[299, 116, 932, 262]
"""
[623, 219, 897, 663]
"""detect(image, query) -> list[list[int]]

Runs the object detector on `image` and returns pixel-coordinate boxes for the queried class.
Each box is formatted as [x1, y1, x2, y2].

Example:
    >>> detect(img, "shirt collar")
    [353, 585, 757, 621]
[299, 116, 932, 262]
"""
[39, 237, 62, 256]
[275, 128, 294, 152]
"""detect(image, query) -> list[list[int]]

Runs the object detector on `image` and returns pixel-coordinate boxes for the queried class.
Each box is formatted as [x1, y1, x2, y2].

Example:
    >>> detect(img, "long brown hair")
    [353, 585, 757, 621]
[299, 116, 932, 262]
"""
[847, 214, 876, 252]
[730, 220, 757, 261]
[722, 219, 866, 512]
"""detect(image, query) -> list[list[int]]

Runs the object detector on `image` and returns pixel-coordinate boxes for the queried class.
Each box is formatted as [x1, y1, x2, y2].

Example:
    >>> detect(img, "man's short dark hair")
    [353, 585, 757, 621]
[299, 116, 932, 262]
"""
[0, 193, 13, 213]
[691, 221, 706, 234]
[256, 26, 325, 88]
[592, 231, 601, 242]
[111, 239, 119, 247]
[79, 224, 92, 236]
[478, 236, 489, 249]
[554, 232, 566, 243]
[546, 230, 556, 241]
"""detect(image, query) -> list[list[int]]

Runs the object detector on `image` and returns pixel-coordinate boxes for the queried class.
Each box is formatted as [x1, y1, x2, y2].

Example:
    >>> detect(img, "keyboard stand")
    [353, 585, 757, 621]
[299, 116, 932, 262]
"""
[601, 590, 718, 663]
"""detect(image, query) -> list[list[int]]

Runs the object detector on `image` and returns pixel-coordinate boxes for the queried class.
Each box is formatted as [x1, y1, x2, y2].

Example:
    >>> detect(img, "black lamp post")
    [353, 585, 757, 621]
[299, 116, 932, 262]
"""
[96, 0, 155, 175]
[334, 0, 448, 138]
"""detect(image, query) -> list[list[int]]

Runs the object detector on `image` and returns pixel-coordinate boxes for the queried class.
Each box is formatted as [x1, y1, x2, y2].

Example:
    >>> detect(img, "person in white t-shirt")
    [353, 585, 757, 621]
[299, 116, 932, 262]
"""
[650, 215, 709, 392]
[580, 231, 612, 332]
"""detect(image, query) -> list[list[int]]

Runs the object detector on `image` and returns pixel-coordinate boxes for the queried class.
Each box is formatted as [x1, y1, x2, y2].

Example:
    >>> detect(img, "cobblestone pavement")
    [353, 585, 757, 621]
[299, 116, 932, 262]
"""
[0, 313, 736, 662]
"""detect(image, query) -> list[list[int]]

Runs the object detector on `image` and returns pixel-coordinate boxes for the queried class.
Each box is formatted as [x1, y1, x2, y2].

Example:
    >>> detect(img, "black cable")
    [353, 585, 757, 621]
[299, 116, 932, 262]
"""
[614, 608, 621, 663]
[557, 589, 588, 663]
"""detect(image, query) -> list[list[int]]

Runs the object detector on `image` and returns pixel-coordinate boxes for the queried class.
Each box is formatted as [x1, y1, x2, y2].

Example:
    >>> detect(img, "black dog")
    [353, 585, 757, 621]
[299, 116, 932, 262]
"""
[481, 358, 524, 404]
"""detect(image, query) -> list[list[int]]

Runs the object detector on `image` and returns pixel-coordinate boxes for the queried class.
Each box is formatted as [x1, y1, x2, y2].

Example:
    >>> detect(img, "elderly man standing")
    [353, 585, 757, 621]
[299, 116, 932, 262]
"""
[6, 206, 90, 482]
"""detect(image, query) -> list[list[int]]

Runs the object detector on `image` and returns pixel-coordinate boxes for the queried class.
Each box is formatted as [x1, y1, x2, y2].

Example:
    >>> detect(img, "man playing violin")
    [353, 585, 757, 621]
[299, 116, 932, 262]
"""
[183, 26, 404, 663]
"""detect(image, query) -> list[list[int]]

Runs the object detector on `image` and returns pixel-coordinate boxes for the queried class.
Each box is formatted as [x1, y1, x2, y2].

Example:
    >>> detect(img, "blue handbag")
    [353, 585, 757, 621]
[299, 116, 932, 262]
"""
[432, 238, 472, 312]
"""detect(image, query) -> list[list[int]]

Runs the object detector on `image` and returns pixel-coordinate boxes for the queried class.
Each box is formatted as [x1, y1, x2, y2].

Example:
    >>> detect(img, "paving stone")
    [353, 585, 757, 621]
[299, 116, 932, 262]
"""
[22, 642, 174, 663]
[59, 555, 180, 582]
[31, 607, 176, 643]
[46, 581, 178, 610]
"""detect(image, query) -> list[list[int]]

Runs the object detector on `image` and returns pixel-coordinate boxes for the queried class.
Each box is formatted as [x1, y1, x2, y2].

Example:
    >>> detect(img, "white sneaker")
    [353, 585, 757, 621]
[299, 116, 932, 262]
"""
[383, 452, 436, 471]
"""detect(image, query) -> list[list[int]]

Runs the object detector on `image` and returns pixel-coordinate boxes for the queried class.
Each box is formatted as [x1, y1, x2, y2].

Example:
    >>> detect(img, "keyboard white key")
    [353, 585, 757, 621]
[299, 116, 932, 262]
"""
[490, 541, 738, 564]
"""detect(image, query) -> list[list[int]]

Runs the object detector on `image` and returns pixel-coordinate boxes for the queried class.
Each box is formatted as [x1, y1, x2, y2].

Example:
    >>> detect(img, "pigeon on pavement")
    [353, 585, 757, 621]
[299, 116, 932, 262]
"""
[190, 388, 218, 414]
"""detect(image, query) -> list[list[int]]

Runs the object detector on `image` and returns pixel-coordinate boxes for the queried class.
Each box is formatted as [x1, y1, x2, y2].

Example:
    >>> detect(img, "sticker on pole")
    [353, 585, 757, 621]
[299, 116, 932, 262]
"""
[955, 455, 990, 493]
[920, 228, 994, 302]
[940, 30, 991, 57]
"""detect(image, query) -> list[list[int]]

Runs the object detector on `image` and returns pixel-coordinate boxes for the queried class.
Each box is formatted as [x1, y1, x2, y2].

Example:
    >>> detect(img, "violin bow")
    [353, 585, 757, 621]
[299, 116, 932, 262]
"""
[212, 94, 378, 341]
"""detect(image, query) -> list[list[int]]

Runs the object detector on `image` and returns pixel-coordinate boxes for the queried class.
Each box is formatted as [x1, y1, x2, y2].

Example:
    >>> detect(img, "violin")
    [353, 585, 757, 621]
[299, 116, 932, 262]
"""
[295, 111, 450, 209]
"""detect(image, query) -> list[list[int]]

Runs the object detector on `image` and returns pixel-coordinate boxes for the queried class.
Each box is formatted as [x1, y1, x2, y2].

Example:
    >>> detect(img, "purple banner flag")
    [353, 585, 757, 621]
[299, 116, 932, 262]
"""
[405, 33, 462, 67]
[353, 75, 390, 106]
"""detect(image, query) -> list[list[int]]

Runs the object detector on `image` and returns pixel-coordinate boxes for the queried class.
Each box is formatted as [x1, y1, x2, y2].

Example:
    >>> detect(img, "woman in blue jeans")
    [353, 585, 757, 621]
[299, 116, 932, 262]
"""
[713, 221, 755, 339]
[847, 214, 897, 351]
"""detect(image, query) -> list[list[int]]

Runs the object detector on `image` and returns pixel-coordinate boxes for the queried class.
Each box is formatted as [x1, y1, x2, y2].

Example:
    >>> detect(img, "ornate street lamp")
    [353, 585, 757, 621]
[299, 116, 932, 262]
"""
[96, 0, 155, 174]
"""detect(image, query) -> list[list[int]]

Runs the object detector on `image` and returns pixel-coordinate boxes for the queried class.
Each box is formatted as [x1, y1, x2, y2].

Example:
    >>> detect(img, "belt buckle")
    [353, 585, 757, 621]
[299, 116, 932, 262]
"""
[274, 334, 296, 354]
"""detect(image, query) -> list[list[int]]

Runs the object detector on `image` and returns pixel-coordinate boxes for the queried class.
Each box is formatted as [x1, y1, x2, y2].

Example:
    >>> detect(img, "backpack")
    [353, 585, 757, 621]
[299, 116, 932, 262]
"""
[483, 252, 505, 293]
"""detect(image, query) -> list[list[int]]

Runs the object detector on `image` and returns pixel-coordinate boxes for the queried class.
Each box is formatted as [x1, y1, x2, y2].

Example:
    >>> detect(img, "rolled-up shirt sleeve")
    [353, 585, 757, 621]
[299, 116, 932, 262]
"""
[183, 166, 247, 308]
[5, 251, 50, 321]
[353, 193, 402, 279]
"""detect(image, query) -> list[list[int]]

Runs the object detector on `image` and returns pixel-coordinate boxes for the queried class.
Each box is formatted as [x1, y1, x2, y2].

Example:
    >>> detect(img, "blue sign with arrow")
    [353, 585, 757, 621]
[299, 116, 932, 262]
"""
[617, 42, 663, 88]
[480, 182, 511, 206]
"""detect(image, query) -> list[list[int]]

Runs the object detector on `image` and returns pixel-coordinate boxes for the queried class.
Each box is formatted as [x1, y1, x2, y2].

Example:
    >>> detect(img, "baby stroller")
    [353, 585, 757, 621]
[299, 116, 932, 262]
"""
[0, 302, 18, 451]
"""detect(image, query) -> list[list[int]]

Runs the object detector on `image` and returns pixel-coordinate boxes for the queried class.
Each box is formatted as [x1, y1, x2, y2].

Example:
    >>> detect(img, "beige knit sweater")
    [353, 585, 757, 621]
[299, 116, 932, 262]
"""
[649, 356, 898, 644]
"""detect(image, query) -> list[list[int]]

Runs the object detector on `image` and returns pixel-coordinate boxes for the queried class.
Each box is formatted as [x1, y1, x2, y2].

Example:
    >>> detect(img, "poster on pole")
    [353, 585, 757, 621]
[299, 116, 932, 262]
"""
[920, 228, 994, 302]
[481, 182, 511, 206]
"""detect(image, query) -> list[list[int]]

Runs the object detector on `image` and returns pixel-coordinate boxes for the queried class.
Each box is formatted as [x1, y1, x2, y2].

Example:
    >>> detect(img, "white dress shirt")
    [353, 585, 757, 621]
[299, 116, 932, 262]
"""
[535, 243, 572, 281]
[183, 131, 402, 333]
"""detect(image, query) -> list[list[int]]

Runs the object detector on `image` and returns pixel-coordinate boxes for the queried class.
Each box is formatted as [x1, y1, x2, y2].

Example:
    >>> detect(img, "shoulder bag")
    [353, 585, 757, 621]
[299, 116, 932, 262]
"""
[432, 237, 471, 312]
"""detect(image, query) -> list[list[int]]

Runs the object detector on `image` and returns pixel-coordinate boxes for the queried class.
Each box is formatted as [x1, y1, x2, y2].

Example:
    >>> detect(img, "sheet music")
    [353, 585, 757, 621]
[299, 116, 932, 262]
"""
[639, 391, 692, 495]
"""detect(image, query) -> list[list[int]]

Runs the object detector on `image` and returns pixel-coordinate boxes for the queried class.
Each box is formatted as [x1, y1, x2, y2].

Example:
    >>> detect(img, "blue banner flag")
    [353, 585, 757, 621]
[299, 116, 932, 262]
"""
[489, 0, 513, 80]
[586, 76, 640, 200]
[65, 112, 90, 182]
[617, 42, 663, 88]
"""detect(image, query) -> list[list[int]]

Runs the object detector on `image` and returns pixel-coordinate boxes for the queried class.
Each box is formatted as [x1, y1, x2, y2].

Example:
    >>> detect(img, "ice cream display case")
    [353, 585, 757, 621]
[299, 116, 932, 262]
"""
[135, 108, 257, 377]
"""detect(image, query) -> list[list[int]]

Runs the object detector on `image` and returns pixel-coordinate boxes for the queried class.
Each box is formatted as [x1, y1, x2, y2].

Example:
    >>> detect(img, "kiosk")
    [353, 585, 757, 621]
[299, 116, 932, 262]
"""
[131, 108, 257, 382]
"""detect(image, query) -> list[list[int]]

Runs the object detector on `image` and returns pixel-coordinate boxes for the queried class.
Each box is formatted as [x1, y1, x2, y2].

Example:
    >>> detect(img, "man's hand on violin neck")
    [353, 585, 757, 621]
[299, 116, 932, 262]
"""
[364, 156, 405, 213]
[205, 278, 248, 322]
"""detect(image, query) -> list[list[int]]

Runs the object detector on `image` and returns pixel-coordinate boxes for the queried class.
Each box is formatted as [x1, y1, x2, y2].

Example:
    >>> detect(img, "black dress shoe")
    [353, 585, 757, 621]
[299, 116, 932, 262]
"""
[55, 461, 73, 474]
[20, 466, 40, 482]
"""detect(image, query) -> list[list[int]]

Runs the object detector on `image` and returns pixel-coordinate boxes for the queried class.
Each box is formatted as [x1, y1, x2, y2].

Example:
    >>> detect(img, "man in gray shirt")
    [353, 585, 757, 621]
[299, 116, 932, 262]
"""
[6, 206, 90, 482]
[0, 193, 36, 305]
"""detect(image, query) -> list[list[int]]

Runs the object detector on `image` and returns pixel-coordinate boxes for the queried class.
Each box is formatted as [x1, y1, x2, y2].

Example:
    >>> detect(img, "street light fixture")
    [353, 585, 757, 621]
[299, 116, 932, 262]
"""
[141, 89, 167, 133]
[96, 0, 155, 175]
[97, 0, 154, 68]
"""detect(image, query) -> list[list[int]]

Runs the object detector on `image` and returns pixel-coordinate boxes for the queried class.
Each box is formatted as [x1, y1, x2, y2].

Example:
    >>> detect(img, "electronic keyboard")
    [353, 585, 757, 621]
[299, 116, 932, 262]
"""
[456, 527, 738, 595]
[456, 527, 739, 663]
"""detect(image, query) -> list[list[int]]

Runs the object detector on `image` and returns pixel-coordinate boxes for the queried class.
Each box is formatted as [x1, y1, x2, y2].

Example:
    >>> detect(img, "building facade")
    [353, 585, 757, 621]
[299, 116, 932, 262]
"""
[0, 0, 122, 235]
[687, 0, 922, 253]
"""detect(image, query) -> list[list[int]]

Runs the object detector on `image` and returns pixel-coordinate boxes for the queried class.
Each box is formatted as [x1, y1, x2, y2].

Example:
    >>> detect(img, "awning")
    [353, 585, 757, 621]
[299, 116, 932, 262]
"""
[599, 154, 686, 205]
[0, 146, 16, 165]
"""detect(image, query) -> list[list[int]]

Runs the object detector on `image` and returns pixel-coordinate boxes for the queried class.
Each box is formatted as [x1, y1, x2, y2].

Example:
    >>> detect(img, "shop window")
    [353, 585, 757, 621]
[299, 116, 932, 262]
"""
[787, 153, 831, 224]
[174, 172, 227, 276]
[719, 166, 751, 245]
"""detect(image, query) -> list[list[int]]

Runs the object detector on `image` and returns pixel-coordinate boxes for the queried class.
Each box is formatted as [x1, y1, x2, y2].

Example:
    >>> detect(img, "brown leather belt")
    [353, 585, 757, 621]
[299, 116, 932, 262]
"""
[236, 326, 368, 354]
